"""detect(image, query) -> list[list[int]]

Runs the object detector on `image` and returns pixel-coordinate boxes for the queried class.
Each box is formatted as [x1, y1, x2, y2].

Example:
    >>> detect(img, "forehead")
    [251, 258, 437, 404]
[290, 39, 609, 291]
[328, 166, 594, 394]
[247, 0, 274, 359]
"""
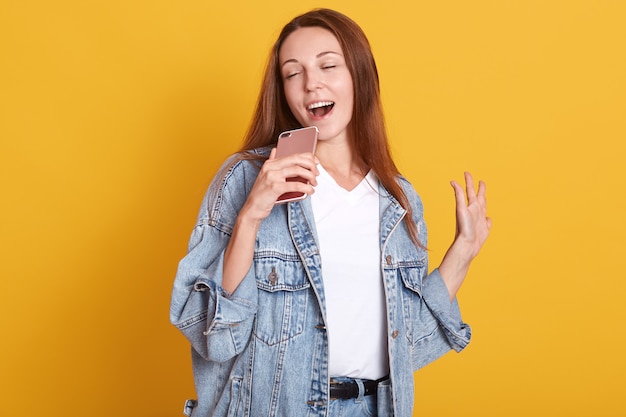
[279, 26, 343, 62]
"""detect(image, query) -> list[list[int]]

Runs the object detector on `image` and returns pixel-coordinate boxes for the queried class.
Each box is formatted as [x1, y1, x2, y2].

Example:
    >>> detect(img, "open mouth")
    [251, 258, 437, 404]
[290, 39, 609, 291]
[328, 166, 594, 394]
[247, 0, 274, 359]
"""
[307, 101, 335, 117]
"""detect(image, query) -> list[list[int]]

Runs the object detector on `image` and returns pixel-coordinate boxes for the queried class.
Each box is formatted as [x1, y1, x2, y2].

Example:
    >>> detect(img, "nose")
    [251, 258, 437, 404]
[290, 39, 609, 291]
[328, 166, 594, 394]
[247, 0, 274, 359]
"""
[305, 73, 323, 92]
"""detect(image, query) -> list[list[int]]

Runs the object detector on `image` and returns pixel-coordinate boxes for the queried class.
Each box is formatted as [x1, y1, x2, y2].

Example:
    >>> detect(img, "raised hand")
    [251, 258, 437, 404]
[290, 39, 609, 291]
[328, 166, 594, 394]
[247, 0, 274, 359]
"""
[439, 172, 492, 300]
[450, 171, 492, 260]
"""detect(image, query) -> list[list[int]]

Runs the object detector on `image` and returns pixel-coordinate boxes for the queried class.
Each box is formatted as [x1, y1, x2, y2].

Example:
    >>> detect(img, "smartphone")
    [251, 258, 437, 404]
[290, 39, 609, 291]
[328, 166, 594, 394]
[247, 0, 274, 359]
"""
[274, 126, 319, 204]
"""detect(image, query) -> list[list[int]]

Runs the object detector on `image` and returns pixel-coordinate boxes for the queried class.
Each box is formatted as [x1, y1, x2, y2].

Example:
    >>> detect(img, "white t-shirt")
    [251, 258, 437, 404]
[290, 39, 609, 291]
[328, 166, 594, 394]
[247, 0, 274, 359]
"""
[310, 164, 389, 380]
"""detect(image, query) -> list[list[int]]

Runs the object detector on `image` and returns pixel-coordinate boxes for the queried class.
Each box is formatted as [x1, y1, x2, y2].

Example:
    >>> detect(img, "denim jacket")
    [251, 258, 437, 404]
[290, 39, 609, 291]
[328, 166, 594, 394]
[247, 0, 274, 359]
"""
[170, 147, 471, 417]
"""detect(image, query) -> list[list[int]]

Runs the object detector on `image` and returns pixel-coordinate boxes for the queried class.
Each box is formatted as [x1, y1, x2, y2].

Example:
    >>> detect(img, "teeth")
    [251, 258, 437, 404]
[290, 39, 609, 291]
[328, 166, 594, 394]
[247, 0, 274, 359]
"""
[307, 101, 334, 110]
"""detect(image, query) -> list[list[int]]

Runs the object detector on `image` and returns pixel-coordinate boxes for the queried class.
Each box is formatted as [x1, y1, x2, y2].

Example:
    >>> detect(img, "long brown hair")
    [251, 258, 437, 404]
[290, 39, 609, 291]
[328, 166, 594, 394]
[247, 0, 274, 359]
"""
[236, 8, 421, 246]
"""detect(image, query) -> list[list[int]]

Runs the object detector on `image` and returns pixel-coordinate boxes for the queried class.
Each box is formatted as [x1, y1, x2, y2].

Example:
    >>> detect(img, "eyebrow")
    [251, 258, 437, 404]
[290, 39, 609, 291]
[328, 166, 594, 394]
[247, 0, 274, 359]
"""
[280, 51, 343, 68]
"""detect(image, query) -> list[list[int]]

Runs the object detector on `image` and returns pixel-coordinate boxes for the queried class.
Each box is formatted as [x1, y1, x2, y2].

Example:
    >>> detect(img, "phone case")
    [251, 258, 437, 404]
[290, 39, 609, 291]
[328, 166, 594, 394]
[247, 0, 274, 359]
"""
[275, 126, 318, 204]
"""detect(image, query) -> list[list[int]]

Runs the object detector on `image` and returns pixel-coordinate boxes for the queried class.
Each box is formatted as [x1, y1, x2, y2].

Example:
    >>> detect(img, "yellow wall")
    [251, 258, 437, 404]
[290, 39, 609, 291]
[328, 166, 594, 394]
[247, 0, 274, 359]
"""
[1, 1, 624, 416]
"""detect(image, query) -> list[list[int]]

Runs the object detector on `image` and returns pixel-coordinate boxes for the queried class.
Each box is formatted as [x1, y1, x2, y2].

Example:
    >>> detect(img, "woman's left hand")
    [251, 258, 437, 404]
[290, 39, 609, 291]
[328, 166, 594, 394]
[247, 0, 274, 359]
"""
[438, 171, 491, 300]
[450, 171, 492, 260]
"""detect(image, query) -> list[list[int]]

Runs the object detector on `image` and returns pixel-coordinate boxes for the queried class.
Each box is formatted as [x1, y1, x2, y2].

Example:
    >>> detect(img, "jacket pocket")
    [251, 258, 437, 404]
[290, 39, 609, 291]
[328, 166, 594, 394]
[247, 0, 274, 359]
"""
[253, 254, 310, 345]
[398, 264, 438, 344]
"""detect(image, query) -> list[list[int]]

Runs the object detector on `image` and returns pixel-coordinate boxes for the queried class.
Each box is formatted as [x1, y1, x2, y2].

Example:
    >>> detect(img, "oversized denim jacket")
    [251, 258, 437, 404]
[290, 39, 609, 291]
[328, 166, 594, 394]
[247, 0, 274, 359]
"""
[170, 147, 471, 417]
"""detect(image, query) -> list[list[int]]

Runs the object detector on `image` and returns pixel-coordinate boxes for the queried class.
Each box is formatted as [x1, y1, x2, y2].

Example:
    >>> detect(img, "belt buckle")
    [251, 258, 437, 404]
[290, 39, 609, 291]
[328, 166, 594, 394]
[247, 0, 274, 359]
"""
[329, 379, 357, 400]
[329, 379, 342, 400]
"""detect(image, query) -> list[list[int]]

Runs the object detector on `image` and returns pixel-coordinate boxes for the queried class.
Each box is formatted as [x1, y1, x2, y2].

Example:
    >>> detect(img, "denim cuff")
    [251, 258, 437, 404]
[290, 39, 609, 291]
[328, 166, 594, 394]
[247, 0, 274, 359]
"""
[422, 268, 472, 352]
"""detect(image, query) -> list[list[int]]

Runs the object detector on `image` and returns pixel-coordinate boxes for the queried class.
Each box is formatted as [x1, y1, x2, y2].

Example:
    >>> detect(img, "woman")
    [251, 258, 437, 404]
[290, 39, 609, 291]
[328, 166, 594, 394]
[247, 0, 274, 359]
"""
[170, 8, 491, 417]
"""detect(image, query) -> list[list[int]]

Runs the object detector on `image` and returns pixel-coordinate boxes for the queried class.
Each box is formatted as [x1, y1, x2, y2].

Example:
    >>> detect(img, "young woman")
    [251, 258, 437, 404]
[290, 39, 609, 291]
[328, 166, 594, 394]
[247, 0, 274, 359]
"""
[170, 8, 491, 417]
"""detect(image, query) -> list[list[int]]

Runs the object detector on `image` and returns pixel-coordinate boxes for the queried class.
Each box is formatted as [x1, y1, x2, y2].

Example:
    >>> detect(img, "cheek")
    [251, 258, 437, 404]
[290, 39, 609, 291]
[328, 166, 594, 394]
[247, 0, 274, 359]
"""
[332, 75, 354, 106]
[283, 85, 302, 113]
[345, 79, 355, 106]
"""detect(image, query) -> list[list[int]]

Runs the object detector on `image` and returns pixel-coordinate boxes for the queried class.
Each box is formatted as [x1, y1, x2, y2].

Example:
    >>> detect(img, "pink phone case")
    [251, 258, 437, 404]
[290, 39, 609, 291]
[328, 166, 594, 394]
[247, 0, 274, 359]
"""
[275, 126, 319, 204]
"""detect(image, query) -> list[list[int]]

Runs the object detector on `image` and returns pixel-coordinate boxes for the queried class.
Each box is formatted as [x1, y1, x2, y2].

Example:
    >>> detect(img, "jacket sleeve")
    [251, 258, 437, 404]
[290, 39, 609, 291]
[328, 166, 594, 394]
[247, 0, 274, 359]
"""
[404, 181, 472, 370]
[416, 267, 472, 366]
[169, 161, 259, 363]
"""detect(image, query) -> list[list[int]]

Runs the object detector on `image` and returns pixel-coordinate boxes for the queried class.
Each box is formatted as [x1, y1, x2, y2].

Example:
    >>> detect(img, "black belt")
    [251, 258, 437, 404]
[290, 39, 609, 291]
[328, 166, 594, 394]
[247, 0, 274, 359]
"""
[329, 376, 388, 400]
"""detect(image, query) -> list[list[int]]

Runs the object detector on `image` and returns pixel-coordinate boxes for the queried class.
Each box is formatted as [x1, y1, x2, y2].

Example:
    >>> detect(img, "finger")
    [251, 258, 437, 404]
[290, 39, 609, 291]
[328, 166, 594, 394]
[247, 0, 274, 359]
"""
[283, 178, 317, 195]
[272, 152, 318, 170]
[288, 167, 319, 187]
[265, 174, 317, 202]
[450, 180, 467, 209]
[289, 154, 320, 182]
[293, 153, 320, 172]
[464, 171, 477, 203]
[450, 180, 467, 237]
[269, 147, 277, 160]
[291, 153, 319, 172]
[267, 163, 319, 188]
[477, 180, 487, 208]
[264, 153, 317, 178]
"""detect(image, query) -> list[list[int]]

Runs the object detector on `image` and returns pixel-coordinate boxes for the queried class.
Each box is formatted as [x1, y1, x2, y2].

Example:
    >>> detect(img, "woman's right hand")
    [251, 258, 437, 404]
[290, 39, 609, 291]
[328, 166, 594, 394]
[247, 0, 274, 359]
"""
[241, 148, 319, 221]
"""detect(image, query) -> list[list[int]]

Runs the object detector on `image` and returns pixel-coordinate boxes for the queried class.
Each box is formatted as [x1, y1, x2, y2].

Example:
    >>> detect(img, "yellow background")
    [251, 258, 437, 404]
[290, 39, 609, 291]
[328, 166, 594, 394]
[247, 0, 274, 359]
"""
[1, 0, 625, 416]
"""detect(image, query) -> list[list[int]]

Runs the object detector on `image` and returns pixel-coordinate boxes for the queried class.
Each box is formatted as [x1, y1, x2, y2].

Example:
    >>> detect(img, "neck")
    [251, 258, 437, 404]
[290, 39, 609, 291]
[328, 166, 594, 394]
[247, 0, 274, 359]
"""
[316, 140, 367, 191]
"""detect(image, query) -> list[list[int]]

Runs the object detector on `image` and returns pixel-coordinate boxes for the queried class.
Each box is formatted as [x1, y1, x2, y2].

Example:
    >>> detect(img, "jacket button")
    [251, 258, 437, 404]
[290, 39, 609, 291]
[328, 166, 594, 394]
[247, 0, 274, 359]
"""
[386, 255, 392, 265]
[391, 329, 399, 339]
[268, 267, 277, 285]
